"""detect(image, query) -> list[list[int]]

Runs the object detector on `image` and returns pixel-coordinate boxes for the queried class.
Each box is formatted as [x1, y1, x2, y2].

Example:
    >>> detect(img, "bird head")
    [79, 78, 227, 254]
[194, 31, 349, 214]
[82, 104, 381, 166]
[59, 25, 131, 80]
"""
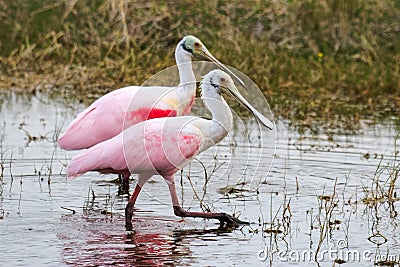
[179, 35, 247, 88]
[201, 69, 234, 93]
[180, 35, 204, 58]
[202, 70, 274, 130]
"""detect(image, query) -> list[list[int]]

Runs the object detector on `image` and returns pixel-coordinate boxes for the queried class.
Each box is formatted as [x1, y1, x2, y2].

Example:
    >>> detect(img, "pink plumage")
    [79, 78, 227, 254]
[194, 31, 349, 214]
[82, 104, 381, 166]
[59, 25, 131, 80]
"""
[66, 69, 268, 229]
[58, 87, 181, 150]
[58, 35, 246, 152]
[66, 117, 202, 179]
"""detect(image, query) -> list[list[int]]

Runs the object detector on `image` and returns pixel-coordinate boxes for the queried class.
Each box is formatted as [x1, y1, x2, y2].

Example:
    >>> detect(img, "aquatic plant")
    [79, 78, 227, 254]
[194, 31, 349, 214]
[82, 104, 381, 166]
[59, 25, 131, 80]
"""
[362, 133, 400, 207]
[0, 0, 399, 127]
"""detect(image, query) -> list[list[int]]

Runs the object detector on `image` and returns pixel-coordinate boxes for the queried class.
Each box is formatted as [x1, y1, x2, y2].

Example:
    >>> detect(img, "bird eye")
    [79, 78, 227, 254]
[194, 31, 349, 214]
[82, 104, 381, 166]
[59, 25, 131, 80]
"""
[194, 42, 201, 47]
[220, 77, 226, 82]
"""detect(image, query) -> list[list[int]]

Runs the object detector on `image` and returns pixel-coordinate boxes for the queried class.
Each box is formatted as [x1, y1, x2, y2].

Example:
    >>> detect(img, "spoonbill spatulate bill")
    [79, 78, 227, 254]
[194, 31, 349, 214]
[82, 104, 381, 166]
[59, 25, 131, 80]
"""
[66, 69, 273, 230]
[58, 35, 245, 151]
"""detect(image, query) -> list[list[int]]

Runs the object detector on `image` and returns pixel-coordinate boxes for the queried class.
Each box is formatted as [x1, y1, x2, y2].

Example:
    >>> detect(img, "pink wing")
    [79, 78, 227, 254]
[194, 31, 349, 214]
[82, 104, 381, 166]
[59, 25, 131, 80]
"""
[66, 134, 128, 178]
[67, 117, 202, 178]
[125, 120, 202, 175]
[58, 86, 178, 150]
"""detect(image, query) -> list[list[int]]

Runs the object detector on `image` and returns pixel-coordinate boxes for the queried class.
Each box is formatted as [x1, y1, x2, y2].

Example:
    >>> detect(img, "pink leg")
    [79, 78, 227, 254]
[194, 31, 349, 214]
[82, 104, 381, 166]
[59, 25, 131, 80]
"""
[125, 184, 141, 230]
[164, 175, 249, 227]
[125, 174, 152, 231]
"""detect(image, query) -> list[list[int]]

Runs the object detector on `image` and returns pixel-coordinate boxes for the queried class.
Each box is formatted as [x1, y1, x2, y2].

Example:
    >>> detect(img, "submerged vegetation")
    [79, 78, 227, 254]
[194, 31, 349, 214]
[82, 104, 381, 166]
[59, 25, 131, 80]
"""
[0, 0, 399, 128]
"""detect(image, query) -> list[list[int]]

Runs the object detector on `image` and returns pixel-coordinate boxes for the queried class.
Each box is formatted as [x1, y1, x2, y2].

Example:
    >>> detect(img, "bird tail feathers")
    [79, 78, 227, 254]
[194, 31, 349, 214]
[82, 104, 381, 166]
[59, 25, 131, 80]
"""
[66, 147, 102, 179]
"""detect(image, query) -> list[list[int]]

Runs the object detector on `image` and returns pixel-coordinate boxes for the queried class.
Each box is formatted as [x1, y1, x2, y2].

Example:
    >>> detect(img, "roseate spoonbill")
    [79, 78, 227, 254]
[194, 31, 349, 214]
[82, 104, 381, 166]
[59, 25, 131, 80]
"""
[66, 69, 273, 230]
[58, 35, 245, 151]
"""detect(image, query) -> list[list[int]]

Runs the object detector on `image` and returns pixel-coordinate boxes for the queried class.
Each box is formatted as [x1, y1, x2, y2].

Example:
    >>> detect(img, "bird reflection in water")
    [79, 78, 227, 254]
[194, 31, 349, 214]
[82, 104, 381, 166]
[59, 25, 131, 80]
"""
[58, 214, 233, 266]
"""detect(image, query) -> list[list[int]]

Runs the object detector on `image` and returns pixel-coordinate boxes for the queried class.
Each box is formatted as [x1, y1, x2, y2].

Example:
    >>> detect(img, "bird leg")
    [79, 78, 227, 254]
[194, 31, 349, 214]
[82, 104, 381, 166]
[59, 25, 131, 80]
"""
[124, 174, 152, 231]
[125, 184, 142, 231]
[165, 177, 249, 227]
[118, 174, 130, 196]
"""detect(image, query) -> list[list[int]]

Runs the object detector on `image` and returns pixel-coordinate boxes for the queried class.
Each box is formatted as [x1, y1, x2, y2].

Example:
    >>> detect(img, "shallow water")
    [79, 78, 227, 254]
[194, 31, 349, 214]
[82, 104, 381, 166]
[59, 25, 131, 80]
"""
[0, 91, 399, 267]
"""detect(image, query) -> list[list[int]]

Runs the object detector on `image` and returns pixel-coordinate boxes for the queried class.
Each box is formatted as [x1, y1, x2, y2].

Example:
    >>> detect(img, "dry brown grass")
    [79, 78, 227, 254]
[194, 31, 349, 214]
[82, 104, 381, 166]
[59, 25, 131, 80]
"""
[0, 0, 399, 128]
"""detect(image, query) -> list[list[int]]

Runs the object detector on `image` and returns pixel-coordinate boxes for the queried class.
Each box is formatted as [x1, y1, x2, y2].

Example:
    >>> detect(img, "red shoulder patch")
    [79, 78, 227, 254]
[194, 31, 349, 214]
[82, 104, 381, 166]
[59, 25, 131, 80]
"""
[147, 108, 177, 119]
[126, 108, 177, 124]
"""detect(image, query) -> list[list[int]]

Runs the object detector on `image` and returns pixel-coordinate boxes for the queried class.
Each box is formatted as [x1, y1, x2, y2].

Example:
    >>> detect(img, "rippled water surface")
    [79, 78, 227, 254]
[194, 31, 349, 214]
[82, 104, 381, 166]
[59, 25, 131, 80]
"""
[0, 91, 399, 266]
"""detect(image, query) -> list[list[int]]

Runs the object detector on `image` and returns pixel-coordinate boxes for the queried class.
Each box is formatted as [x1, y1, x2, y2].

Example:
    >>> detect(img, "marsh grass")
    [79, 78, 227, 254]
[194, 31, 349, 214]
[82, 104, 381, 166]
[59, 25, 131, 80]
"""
[362, 135, 400, 208]
[358, 141, 399, 265]
[314, 179, 339, 261]
[260, 152, 398, 265]
[83, 185, 96, 216]
[101, 185, 115, 217]
[0, 0, 399, 128]
[0, 140, 4, 183]
[177, 153, 237, 214]
[0, 121, 5, 184]
[82, 183, 115, 218]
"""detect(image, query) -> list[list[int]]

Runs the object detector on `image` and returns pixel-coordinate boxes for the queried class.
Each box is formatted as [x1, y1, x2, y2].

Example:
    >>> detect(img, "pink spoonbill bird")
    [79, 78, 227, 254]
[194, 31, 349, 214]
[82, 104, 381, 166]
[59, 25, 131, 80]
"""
[58, 35, 245, 151]
[58, 35, 245, 191]
[66, 69, 273, 230]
